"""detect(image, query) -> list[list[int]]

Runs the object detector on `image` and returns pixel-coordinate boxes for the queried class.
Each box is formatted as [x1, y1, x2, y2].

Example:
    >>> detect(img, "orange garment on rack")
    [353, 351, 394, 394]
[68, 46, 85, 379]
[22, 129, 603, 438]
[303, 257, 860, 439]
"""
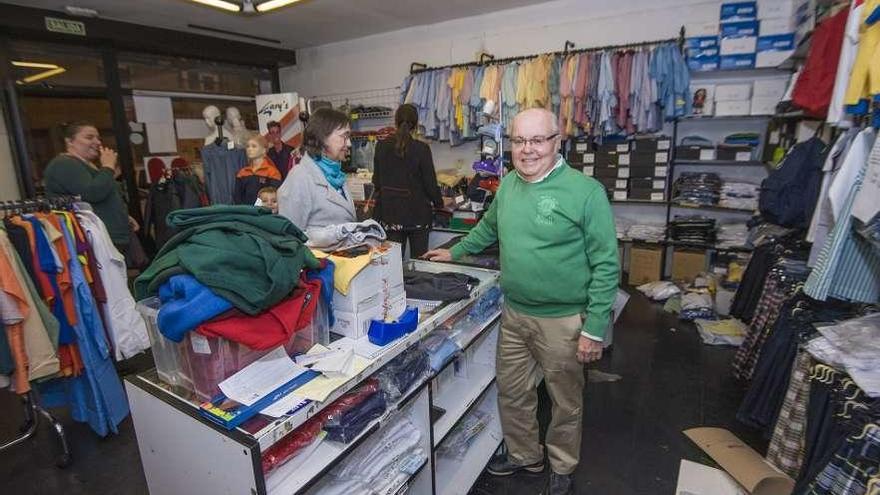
[40, 214, 78, 328]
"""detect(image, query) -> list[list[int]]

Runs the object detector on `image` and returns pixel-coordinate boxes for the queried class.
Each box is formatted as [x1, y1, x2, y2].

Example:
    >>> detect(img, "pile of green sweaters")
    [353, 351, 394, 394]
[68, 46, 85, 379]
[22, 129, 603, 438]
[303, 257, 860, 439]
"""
[134, 205, 320, 315]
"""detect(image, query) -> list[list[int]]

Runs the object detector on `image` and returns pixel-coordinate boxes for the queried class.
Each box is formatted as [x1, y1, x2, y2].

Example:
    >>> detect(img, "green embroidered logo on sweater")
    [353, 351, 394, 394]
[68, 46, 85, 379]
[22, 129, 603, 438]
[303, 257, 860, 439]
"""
[535, 195, 558, 225]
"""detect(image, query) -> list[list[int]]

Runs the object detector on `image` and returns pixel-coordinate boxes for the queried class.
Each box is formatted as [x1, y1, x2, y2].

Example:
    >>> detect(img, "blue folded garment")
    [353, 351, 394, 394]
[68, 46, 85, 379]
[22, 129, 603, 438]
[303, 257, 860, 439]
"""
[157, 274, 234, 342]
[306, 259, 336, 328]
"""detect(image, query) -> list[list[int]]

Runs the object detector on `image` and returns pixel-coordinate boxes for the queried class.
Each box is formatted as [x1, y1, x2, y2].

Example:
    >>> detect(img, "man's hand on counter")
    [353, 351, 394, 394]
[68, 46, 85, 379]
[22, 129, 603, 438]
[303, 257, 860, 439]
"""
[422, 248, 452, 262]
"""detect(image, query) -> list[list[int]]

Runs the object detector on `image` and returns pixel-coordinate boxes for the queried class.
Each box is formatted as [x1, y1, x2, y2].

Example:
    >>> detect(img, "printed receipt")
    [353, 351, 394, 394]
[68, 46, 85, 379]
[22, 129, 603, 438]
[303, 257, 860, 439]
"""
[218, 346, 306, 407]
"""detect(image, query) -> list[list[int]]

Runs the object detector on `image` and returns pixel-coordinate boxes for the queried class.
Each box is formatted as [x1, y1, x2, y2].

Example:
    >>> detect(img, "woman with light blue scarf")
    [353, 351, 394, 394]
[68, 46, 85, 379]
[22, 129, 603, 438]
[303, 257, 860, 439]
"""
[278, 108, 357, 235]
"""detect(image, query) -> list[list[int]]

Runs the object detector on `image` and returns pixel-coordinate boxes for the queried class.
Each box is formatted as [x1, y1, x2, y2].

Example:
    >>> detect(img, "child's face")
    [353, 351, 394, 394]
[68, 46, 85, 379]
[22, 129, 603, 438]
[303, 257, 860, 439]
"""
[260, 192, 278, 213]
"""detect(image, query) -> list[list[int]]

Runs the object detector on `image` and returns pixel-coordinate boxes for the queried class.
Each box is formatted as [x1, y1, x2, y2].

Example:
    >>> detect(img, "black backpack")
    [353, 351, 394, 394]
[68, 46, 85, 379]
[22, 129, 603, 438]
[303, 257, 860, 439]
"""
[759, 137, 827, 228]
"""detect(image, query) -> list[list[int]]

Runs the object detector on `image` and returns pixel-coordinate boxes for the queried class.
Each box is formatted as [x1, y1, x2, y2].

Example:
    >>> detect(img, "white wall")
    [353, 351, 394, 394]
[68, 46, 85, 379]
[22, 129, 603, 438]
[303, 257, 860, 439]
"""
[280, 0, 725, 97]
[280, 0, 727, 170]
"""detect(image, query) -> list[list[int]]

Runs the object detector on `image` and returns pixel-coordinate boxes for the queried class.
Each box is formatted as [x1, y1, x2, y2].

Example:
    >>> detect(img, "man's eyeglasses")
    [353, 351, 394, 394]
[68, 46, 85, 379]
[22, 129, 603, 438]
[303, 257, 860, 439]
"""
[509, 134, 559, 148]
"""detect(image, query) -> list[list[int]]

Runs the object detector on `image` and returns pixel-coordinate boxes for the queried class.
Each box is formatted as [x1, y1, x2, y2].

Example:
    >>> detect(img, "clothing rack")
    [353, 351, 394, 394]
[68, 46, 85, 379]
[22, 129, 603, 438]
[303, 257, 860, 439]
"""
[410, 27, 685, 74]
[0, 197, 78, 468]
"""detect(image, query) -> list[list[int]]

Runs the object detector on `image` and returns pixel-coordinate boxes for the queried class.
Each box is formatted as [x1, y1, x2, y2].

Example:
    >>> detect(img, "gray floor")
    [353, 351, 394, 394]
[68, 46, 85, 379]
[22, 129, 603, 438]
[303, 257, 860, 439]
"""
[0, 288, 763, 494]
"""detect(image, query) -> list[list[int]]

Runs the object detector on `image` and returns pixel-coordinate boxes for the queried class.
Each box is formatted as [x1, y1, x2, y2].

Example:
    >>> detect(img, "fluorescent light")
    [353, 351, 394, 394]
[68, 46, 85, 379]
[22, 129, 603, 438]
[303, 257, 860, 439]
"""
[21, 67, 67, 84]
[189, 0, 241, 12]
[257, 0, 304, 12]
[11, 60, 61, 69]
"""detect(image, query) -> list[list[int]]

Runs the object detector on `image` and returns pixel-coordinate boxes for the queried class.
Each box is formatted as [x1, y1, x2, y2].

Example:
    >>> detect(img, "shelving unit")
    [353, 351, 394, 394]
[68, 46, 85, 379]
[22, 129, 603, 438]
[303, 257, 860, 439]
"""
[674, 160, 768, 168]
[671, 203, 756, 214]
[125, 260, 504, 495]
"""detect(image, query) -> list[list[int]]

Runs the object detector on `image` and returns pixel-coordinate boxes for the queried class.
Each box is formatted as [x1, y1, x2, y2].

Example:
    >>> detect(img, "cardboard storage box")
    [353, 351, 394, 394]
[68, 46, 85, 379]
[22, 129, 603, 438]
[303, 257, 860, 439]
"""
[676, 145, 717, 161]
[611, 189, 629, 201]
[672, 250, 707, 282]
[688, 56, 720, 72]
[628, 188, 666, 202]
[629, 178, 666, 190]
[720, 1, 757, 22]
[756, 48, 793, 68]
[333, 292, 407, 340]
[759, 17, 798, 36]
[715, 100, 752, 116]
[720, 20, 759, 37]
[594, 166, 621, 178]
[598, 141, 630, 153]
[716, 145, 755, 161]
[331, 242, 404, 314]
[750, 96, 779, 115]
[752, 78, 789, 99]
[720, 36, 757, 55]
[720, 53, 756, 69]
[630, 137, 672, 152]
[628, 245, 663, 285]
[715, 83, 752, 101]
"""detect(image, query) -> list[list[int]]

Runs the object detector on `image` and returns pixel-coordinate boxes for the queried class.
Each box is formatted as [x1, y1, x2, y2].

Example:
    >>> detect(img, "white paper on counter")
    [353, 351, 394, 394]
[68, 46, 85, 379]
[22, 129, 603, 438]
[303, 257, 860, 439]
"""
[260, 391, 309, 418]
[218, 346, 306, 407]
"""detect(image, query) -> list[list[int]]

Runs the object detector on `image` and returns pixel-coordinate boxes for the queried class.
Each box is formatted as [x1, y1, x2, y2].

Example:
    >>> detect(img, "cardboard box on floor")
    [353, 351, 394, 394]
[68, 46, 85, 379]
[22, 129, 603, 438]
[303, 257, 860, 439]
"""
[628, 244, 663, 285]
[672, 250, 707, 282]
[680, 428, 794, 495]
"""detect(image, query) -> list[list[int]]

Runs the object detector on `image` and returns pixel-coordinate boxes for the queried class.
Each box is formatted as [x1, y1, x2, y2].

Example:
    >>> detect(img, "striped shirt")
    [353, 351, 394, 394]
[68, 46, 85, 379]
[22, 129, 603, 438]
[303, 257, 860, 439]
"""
[806, 129, 880, 304]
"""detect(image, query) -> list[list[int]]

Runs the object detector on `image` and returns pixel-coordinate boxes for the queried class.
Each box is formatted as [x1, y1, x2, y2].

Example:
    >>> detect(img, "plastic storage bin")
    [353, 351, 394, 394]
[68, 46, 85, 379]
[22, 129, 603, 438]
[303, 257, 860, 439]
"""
[136, 297, 192, 396]
[182, 303, 329, 402]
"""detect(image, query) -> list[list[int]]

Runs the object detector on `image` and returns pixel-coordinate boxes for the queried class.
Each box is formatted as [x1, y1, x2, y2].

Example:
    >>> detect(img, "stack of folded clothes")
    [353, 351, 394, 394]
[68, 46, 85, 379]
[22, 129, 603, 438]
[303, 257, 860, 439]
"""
[626, 223, 667, 242]
[134, 205, 332, 400]
[673, 172, 722, 206]
[719, 182, 759, 211]
[669, 215, 717, 245]
[717, 223, 749, 249]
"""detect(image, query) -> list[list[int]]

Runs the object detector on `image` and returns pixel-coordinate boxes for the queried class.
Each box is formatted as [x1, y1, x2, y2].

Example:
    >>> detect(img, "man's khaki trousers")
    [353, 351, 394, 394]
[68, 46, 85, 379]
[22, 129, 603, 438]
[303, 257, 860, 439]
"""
[496, 304, 585, 475]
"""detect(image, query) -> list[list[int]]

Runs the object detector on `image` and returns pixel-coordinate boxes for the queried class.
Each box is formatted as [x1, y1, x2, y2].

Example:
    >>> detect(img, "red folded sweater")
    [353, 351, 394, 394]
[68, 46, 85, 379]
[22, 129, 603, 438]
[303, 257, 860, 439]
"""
[196, 278, 322, 350]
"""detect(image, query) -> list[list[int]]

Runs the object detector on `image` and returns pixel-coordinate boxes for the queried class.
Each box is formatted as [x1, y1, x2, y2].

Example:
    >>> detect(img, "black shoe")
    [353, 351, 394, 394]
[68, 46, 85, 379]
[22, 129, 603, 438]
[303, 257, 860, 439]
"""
[546, 472, 573, 495]
[486, 453, 545, 476]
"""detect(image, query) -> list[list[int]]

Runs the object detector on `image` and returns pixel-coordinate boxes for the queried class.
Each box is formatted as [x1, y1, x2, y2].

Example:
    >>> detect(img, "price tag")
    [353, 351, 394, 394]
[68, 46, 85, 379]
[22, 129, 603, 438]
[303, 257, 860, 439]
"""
[653, 180, 666, 189]
[455, 195, 464, 204]
[191, 334, 211, 355]
[699, 149, 715, 161]
[616, 144, 629, 153]
[616, 180, 628, 189]
[226, 140, 235, 150]
[583, 153, 595, 164]
[655, 152, 669, 163]
[617, 168, 630, 178]
[655, 166, 668, 176]
[651, 192, 665, 201]
[735, 151, 751, 161]
[657, 139, 671, 150]
[583, 166, 594, 176]
[618, 153, 631, 166]
[614, 190, 628, 201]
[575, 143, 588, 152]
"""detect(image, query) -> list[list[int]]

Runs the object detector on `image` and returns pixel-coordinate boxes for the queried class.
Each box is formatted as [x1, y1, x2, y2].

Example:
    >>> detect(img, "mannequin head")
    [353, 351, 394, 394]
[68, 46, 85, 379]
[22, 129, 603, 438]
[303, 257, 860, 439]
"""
[226, 107, 244, 129]
[203, 105, 221, 130]
[302, 108, 351, 162]
[246, 133, 268, 162]
[63, 121, 101, 161]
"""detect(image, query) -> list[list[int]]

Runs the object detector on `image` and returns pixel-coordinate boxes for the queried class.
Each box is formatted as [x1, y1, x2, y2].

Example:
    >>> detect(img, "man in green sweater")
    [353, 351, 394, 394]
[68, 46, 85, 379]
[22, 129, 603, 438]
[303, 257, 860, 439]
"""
[425, 108, 619, 495]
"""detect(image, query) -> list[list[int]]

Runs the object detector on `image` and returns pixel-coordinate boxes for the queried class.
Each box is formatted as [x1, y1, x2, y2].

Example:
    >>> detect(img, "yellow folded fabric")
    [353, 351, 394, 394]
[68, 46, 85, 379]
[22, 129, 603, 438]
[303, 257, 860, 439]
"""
[311, 249, 373, 296]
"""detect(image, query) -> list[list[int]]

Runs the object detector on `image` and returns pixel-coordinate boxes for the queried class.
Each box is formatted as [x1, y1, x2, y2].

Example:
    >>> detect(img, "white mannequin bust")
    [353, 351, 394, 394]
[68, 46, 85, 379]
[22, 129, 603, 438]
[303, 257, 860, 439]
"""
[202, 105, 228, 146]
[226, 106, 251, 149]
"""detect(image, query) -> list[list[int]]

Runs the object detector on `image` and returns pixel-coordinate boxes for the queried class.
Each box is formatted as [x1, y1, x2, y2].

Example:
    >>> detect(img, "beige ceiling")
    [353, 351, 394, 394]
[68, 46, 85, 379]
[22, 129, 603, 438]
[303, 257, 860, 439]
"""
[4, 0, 551, 48]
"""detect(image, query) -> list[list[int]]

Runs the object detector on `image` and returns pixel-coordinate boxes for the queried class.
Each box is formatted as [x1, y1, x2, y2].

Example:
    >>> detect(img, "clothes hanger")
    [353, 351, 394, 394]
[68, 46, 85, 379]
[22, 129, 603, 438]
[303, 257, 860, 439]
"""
[852, 422, 879, 441]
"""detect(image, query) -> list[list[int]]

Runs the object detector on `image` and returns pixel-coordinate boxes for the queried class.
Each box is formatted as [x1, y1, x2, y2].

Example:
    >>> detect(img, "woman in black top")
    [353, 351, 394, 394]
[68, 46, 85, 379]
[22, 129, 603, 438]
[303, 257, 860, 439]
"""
[372, 104, 443, 258]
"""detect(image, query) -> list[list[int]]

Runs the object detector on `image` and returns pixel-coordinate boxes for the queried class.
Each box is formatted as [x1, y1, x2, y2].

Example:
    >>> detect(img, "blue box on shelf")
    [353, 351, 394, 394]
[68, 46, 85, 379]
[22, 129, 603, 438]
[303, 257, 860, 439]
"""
[688, 55, 721, 72]
[720, 1, 757, 22]
[685, 35, 720, 49]
[757, 33, 796, 51]
[720, 20, 760, 37]
[720, 53, 756, 70]
[687, 46, 720, 58]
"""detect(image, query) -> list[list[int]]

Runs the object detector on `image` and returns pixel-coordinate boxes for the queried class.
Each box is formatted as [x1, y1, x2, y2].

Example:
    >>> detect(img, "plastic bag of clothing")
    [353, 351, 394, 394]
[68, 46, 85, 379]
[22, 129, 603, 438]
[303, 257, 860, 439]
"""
[318, 378, 381, 424]
[261, 415, 324, 474]
[636, 281, 681, 301]
[420, 331, 461, 372]
[324, 389, 387, 443]
[437, 410, 490, 459]
[679, 292, 716, 321]
[376, 347, 429, 401]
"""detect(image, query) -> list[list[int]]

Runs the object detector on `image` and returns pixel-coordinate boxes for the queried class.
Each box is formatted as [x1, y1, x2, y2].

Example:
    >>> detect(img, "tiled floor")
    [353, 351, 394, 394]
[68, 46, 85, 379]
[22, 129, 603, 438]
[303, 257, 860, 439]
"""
[0, 289, 764, 494]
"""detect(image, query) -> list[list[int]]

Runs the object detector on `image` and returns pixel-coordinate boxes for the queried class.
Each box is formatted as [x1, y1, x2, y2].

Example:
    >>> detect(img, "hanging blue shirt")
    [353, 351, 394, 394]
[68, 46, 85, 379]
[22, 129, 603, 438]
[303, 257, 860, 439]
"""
[39, 216, 129, 437]
[24, 216, 76, 345]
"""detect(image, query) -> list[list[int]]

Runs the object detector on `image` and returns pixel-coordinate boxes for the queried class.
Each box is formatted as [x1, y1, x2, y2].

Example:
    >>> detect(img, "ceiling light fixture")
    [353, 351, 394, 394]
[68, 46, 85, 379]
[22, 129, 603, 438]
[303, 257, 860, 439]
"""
[19, 67, 67, 84]
[256, 0, 304, 13]
[188, 0, 242, 12]
[12, 61, 62, 69]
[64, 6, 100, 17]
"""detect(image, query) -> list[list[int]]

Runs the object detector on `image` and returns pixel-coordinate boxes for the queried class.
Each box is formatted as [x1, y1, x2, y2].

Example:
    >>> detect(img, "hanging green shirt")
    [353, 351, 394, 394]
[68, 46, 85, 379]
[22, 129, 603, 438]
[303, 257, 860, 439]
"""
[450, 159, 620, 339]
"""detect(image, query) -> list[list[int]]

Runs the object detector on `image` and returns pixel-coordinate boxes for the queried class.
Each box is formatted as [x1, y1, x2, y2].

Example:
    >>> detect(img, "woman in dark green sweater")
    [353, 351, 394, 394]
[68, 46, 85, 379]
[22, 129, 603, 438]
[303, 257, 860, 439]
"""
[43, 121, 135, 250]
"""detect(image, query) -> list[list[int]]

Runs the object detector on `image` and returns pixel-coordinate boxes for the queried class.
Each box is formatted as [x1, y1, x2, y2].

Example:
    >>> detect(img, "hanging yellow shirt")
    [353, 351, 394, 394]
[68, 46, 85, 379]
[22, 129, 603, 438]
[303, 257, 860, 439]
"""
[845, 0, 880, 105]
